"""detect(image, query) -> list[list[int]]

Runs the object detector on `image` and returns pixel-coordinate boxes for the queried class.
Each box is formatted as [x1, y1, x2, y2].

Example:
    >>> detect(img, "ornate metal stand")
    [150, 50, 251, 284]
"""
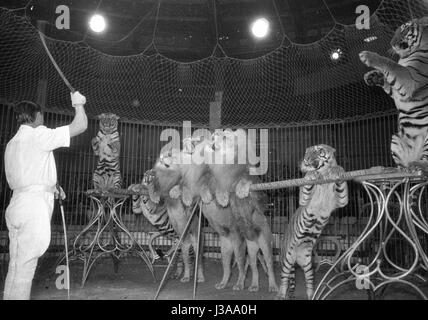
[70, 189, 155, 287]
[312, 172, 428, 300]
[314, 236, 343, 273]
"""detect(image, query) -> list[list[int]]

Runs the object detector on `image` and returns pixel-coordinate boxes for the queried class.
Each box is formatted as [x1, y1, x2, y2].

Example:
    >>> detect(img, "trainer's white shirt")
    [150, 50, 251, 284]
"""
[4, 124, 70, 190]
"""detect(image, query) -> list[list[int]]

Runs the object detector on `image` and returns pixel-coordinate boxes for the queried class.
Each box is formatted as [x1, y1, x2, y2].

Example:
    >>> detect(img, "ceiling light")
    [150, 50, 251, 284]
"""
[251, 18, 270, 38]
[330, 48, 343, 61]
[89, 14, 106, 33]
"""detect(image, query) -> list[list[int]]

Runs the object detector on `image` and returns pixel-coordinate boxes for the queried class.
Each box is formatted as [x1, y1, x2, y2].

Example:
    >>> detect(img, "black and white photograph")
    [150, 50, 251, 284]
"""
[0, 0, 428, 305]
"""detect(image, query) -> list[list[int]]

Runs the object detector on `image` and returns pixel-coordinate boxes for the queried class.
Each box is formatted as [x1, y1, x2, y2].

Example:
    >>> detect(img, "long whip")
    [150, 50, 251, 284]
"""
[38, 30, 75, 93]
[39, 28, 73, 298]
[57, 184, 70, 300]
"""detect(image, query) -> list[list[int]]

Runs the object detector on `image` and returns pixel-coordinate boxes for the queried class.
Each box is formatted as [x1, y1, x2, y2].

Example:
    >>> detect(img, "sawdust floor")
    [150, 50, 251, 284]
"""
[5, 256, 427, 300]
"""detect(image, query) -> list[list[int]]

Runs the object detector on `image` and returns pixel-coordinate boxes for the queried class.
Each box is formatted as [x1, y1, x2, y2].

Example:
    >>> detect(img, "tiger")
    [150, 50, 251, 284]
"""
[360, 17, 428, 171]
[131, 170, 172, 236]
[276, 144, 348, 300]
[92, 113, 122, 190]
[129, 170, 194, 280]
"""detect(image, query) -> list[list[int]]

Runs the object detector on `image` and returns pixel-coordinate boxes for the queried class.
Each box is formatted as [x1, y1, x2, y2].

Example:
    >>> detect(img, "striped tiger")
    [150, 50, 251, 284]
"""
[131, 170, 175, 237]
[276, 144, 348, 300]
[360, 17, 428, 171]
[92, 113, 122, 190]
[129, 169, 195, 280]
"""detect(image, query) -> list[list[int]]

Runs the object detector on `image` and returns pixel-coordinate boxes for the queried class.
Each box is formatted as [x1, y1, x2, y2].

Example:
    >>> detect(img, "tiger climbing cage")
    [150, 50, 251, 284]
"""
[0, 0, 428, 278]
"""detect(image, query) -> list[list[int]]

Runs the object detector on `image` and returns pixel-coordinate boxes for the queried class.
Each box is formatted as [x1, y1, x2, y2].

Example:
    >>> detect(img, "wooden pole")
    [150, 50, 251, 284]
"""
[250, 167, 424, 191]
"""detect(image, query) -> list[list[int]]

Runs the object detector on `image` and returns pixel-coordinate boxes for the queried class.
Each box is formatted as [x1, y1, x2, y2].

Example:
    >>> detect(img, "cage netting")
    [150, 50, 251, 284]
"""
[1, 0, 428, 127]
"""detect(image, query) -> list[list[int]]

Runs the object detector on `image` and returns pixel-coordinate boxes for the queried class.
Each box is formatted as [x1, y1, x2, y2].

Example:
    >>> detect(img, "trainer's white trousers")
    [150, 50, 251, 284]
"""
[3, 189, 54, 300]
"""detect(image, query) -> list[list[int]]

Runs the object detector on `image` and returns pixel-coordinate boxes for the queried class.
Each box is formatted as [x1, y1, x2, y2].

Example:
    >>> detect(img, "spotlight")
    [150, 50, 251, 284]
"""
[89, 14, 106, 33]
[330, 48, 343, 61]
[251, 18, 270, 38]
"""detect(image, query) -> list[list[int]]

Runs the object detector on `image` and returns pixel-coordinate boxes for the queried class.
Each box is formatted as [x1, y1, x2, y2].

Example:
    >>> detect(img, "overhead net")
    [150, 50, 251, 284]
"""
[0, 0, 427, 127]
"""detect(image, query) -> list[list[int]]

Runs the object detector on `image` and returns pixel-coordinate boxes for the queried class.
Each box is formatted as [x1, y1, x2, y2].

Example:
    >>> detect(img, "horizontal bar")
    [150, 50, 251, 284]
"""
[85, 167, 426, 197]
[250, 167, 425, 191]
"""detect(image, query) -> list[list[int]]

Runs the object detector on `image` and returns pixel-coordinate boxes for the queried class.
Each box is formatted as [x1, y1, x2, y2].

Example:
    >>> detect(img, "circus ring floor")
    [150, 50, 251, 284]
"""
[19, 256, 428, 300]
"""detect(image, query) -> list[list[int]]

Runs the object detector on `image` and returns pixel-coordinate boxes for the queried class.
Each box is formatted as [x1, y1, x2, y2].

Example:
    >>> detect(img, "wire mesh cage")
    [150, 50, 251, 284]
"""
[1, 0, 428, 287]
[0, 105, 401, 267]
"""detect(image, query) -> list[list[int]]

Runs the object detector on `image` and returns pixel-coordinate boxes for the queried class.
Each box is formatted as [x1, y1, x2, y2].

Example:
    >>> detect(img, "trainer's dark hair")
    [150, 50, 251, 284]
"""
[13, 101, 42, 125]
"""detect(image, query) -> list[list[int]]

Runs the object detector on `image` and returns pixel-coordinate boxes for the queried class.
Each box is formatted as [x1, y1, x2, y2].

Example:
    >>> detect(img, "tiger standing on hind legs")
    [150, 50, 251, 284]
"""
[360, 17, 428, 173]
[91, 113, 124, 272]
[276, 145, 348, 300]
[91, 113, 122, 191]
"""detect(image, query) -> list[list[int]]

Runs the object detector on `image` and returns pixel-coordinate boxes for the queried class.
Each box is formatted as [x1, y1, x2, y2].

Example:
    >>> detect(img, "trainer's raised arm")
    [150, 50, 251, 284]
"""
[69, 91, 88, 137]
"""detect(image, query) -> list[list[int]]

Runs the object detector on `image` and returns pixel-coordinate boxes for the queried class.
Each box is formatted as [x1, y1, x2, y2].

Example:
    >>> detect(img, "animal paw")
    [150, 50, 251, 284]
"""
[269, 283, 279, 293]
[149, 191, 161, 204]
[169, 185, 182, 199]
[215, 282, 227, 290]
[305, 170, 322, 181]
[182, 187, 193, 206]
[200, 187, 212, 204]
[364, 70, 385, 87]
[216, 190, 229, 207]
[274, 293, 286, 300]
[235, 179, 252, 199]
[397, 166, 413, 174]
[248, 285, 259, 292]
[329, 166, 345, 181]
[197, 275, 205, 283]
[143, 170, 156, 185]
[232, 283, 244, 291]
[406, 161, 428, 175]
[180, 275, 190, 283]
[127, 183, 141, 193]
[359, 51, 382, 68]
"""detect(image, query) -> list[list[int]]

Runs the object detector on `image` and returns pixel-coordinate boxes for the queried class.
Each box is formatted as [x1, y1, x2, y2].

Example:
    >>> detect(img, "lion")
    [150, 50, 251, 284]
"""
[159, 132, 277, 292]
[149, 146, 206, 283]
[204, 128, 278, 292]
[153, 136, 247, 290]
